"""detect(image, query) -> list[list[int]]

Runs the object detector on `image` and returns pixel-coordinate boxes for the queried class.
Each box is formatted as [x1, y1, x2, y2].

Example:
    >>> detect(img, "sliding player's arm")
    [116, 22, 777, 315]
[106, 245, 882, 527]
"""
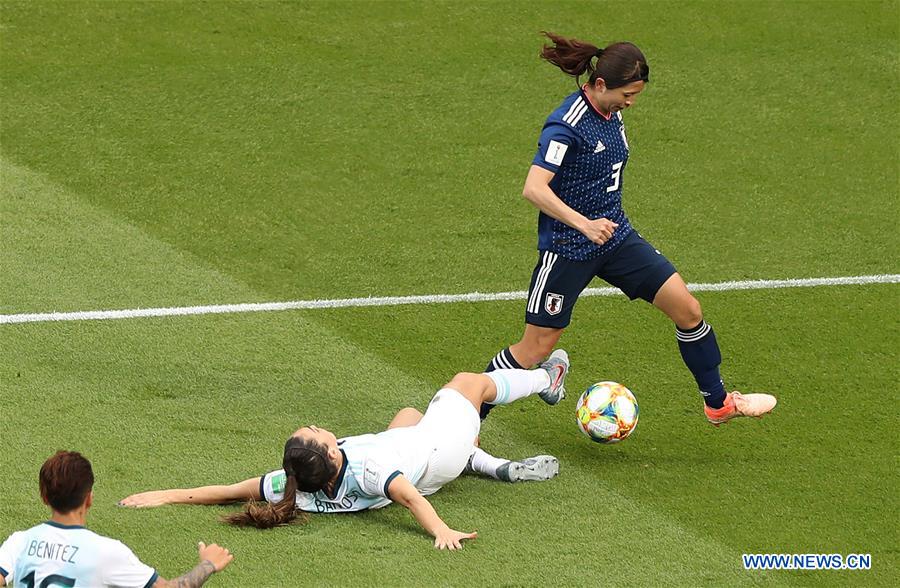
[387, 475, 477, 550]
[119, 477, 261, 508]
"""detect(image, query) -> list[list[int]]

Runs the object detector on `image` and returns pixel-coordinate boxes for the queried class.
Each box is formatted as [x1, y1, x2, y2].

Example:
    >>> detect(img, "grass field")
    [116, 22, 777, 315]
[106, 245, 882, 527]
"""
[1, 1, 898, 586]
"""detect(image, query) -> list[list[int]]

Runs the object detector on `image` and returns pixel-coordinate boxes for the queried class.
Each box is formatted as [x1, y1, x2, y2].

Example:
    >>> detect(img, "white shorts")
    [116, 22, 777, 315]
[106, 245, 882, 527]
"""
[413, 387, 481, 495]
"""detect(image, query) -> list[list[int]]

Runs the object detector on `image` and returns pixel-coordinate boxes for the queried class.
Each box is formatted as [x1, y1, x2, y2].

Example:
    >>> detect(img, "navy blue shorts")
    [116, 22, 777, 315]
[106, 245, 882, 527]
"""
[524, 231, 677, 328]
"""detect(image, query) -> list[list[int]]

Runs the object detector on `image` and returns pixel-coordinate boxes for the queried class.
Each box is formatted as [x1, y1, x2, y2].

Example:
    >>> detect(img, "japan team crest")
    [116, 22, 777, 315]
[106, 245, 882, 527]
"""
[545, 293, 564, 315]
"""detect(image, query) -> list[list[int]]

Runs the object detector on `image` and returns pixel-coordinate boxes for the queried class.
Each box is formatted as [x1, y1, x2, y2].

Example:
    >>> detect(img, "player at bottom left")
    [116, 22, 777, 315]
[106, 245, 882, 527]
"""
[0, 450, 233, 588]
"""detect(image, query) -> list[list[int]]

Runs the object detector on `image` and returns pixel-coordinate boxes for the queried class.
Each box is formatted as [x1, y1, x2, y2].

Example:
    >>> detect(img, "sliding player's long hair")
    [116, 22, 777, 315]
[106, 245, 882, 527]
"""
[540, 31, 649, 89]
[224, 436, 338, 529]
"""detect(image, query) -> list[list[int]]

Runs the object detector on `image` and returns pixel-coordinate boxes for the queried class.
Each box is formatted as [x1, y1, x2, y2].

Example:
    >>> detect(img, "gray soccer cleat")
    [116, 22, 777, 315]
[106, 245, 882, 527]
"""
[496, 455, 560, 482]
[463, 452, 476, 475]
[537, 349, 569, 405]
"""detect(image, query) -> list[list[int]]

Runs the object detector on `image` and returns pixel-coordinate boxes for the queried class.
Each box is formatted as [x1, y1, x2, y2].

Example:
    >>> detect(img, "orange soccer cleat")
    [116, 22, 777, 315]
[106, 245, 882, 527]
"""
[705, 391, 777, 426]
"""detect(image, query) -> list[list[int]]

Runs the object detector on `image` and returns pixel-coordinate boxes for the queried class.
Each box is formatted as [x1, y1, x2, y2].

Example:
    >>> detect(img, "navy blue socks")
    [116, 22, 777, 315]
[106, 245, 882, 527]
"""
[676, 320, 727, 409]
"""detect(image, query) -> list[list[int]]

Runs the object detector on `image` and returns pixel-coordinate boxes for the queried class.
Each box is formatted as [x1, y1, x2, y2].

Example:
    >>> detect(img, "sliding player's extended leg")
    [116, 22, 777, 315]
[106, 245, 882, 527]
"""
[480, 324, 566, 420]
[443, 360, 569, 483]
[448, 350, 570, 413]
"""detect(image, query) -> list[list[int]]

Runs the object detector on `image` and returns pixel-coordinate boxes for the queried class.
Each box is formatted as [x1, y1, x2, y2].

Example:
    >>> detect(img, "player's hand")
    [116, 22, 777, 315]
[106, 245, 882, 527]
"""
[198, 542, 233, 572]
[579, 217, 618, 245]
[118, 490, 172, 508]
[433, 527, 477, 550]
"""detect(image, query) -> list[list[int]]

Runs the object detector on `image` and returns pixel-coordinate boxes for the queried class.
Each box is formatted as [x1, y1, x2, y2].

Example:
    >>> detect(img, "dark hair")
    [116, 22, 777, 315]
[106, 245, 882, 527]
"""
[224, 436, 338, 529]
[39, 451, 94, 514]
[540, 32, 649, 89]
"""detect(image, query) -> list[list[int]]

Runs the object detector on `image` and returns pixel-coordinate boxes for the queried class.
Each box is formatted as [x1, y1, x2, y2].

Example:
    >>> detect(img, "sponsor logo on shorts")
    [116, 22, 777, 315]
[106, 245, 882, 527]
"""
[545, 293, 564, 315]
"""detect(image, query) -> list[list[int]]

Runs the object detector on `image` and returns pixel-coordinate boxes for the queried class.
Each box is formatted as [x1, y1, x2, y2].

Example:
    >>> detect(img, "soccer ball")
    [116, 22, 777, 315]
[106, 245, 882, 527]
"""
[575, 381, 639, 443]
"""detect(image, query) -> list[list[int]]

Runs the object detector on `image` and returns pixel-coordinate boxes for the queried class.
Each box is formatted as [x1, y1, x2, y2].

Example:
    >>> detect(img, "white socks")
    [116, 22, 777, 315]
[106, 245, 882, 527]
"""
[469, 447, 510, 480]
[472, 368, 550, 479]
[485, 369, 550, 405]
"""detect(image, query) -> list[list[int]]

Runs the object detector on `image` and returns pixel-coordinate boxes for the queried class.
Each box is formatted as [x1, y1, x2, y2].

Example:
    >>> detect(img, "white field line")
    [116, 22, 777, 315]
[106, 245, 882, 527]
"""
[2, 274, 898, 325]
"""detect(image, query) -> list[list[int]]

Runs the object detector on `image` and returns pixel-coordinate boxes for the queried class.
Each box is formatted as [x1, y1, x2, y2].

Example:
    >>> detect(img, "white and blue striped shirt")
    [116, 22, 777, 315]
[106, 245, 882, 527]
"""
[0, 521, 157, 588]
[260, 428, 432, 513]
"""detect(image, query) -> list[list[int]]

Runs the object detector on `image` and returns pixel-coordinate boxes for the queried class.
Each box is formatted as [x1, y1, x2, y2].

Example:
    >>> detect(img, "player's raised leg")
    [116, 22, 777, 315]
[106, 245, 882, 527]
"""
[652, 273, 776, 424]
[480, 248, 574, 421]
[447, 361, 566, 482]
[482, 327, 563, 419]
[449, 349, 569, 412]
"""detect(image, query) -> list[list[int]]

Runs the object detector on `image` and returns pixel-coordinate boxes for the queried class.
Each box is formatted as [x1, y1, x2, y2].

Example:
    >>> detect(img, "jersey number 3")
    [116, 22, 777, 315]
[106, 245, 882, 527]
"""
[606, 161, 623, 193]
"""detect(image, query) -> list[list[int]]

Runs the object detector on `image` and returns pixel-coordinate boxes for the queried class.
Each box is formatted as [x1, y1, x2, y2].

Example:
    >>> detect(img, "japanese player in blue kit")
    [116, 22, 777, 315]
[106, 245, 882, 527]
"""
[480, 32, 776, 425]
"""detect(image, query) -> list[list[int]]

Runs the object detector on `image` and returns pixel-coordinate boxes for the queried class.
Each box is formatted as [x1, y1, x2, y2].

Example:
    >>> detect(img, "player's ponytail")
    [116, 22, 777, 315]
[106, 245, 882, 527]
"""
[223, 474, 307, 529]
[540, 32, 650, 89]
[223, 436, 338, 529]
[540, 31, 600, 78]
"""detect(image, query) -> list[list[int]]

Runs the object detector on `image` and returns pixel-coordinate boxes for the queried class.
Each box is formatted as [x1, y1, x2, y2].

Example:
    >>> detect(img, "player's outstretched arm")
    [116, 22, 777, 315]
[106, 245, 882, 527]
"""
[152, 542, 233, 588]
[387, 475, 477, 550]
[120, 478, 261, 508]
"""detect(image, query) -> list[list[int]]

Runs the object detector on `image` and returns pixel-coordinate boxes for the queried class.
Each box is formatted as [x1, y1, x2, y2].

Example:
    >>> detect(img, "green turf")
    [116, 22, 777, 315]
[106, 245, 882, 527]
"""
[2, 1, 898, 586]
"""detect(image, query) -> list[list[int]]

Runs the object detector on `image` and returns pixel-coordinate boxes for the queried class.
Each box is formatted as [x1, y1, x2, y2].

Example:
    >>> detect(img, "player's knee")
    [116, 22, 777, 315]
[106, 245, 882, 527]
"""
[388, 407, 424, 429]
[447, 372, 482, 390]
[679, 296, 704, 328]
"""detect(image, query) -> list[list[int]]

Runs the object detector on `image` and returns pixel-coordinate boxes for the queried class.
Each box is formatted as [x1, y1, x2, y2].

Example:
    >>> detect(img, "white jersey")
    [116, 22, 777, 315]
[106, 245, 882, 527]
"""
[261, 388, 481, 513]
[0, 522, 157, 588]
[261, 427, 433, 513]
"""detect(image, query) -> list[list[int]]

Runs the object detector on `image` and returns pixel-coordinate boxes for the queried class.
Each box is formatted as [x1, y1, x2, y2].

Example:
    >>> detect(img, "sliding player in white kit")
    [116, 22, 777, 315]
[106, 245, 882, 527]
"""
[120, 351, 570, 550]
[0, 451, 232, 588]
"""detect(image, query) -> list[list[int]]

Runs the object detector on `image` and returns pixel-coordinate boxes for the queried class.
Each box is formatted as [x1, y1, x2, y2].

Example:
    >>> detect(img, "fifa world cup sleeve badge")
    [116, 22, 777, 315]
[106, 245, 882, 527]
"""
[271, 472, 286, 494]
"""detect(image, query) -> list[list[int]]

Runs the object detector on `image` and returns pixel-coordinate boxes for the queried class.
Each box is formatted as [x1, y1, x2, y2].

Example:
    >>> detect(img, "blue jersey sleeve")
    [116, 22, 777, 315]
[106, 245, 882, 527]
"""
[532, 121, 580, 173]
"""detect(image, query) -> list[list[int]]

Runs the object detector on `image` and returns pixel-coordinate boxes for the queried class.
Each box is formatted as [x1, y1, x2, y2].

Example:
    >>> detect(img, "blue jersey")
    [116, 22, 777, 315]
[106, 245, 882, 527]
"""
[531, 89, 635, 261]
